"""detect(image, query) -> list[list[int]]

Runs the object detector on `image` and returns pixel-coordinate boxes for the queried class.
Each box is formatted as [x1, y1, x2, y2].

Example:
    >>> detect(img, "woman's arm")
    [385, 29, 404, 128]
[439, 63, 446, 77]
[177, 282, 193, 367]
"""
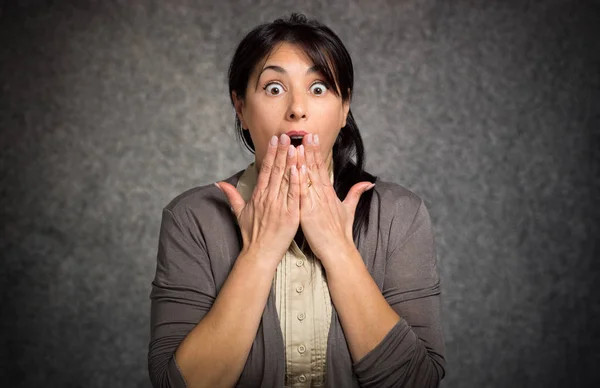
[322, 248, 401, 362]
[322, 197, 445, 388]
[150, 135, 300, 388]
[149, 209, 278, 388]
[173, 245, 277, 388]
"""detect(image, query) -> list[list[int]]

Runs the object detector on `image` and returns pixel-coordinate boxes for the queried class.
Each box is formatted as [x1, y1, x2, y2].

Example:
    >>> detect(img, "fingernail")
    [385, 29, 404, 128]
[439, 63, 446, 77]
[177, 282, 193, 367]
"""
[288, 145, 295, 157]
[214, 182, 223, 192]
[365, 183, 376, 191]
[270, 136, 278, 146]
[306, 134, 313, 145]
[298, 145, 304, 156]
[301, 164, 306, 174]
[280, 134, 290, 145]
[314, 134, 319, 145]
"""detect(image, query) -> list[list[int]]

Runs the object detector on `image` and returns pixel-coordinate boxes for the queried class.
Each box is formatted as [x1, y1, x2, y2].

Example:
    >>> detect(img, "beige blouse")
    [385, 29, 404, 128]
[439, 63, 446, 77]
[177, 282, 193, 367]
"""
[236, 162, 334, 387]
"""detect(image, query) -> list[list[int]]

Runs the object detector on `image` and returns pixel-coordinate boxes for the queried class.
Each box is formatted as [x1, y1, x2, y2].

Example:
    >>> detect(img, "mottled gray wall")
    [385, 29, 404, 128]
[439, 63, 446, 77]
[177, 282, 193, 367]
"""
[1, 0, 599, 387]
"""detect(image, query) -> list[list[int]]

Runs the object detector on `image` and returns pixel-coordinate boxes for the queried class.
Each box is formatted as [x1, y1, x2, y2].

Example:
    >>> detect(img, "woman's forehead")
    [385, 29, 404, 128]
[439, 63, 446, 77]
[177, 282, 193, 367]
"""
[258, 43, 317, 72]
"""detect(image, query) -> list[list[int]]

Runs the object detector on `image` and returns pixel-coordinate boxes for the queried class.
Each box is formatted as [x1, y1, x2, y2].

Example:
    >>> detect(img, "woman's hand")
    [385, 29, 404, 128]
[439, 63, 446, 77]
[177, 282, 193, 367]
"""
[216, 134, 299, 268]
[296, 133, 375, 265]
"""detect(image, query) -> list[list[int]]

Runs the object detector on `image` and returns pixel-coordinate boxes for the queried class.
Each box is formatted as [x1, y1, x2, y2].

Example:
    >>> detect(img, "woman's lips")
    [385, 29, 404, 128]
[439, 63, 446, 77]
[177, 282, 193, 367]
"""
[286, 130, 308, 137]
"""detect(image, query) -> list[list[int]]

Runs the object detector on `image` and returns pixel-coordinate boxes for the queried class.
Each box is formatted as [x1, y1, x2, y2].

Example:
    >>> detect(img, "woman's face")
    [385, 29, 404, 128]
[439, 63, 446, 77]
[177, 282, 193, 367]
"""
[233, 42, 350, 170]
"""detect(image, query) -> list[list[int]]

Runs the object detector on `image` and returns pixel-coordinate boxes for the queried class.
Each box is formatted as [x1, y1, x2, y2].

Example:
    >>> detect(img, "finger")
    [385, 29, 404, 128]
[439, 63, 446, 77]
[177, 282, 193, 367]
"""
[299, 164, 311, 205]
[304, 134, 323, 191]
[296, 144, 306, 173]
[280, 144, 296, 199]
[312, 134, 331, 185]
[302, 134, 326, 198]
[215, 181, 246, 218]
[304, 133, 316, 171]
[343, 182, 376, 215]
[256, 135, 279, 192]
[267, 134, 291, 198]
[287, 164, 299, 210]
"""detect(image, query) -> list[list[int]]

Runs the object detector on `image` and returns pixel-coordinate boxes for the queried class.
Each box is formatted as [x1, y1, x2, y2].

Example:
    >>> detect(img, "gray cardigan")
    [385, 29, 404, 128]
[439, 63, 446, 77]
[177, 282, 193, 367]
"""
[148, 169, 446, 387]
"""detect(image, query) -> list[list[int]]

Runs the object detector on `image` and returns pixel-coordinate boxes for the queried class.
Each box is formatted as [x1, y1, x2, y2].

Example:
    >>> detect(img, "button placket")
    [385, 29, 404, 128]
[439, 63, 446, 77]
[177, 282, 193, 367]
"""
[289, 249, 311, 383]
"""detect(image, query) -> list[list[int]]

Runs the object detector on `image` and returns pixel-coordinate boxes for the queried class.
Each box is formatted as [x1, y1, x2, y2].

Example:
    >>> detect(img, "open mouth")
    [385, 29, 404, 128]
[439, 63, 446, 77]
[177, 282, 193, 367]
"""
[290, 136, 304, 147]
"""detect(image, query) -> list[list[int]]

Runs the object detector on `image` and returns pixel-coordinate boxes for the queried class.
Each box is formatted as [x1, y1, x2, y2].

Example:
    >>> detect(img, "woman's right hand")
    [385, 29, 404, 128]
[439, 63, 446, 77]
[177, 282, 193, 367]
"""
[216, 134, 299, 268]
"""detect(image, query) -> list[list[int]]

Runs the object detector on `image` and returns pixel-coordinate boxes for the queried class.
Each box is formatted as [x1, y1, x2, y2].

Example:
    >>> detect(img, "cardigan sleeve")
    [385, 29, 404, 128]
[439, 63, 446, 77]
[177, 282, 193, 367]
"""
[148, 207, 217, 388]
[352, 197, 446, 388]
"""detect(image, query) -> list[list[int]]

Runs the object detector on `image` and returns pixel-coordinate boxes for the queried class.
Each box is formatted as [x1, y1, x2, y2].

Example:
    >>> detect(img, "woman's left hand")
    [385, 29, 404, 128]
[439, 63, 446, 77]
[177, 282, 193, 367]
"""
[296, 133, 375, 266]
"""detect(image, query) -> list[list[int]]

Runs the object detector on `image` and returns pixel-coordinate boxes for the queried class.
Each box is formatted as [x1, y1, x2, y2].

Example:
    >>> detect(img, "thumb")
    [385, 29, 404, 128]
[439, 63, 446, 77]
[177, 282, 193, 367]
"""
[214, 182, 245, 218]
[343, 182, 375, 214]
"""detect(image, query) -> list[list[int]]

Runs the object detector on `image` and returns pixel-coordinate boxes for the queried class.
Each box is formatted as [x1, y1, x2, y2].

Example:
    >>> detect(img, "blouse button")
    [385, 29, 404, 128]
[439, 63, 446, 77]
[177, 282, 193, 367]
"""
[298, 344, 306, 354]
[298, 375, 307, 383]
[296, 285, 304, 293]
[297, 312, 306, 321]
[296, 259, 304, 267]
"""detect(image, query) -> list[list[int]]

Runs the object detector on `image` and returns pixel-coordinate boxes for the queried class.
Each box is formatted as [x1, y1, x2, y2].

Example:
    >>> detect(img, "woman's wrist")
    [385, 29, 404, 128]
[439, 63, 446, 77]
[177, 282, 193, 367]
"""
[239, 244, 284, 273]
[320, 243, 362, 273]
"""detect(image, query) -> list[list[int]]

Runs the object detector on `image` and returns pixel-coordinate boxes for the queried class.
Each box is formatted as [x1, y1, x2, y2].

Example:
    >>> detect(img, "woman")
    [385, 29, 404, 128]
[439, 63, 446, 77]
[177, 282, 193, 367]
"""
[148, 13, 445, 388]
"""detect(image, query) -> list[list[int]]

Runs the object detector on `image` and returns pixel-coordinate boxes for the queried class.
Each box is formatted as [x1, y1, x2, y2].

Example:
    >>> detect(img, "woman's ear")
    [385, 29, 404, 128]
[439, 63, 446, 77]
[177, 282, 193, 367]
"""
[232, 91, 248, 129]
[341, 97, 350, 128]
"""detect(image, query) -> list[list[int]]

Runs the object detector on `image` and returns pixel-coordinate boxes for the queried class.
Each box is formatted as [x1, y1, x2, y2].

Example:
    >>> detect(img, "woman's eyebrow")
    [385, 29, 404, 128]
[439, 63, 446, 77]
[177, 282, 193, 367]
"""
[259, 65, 319, 77]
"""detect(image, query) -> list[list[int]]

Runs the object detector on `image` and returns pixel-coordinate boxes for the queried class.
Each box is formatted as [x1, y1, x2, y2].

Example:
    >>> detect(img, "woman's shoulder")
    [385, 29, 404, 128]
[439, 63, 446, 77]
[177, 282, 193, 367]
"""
[370, 179, 433, 243]
[372, 178, 425, 212]
[162, 168, 245, 220]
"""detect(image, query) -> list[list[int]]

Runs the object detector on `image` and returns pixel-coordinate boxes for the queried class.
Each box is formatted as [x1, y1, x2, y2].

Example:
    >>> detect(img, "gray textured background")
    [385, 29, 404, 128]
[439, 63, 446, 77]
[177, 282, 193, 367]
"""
[1, 0, 599, 387]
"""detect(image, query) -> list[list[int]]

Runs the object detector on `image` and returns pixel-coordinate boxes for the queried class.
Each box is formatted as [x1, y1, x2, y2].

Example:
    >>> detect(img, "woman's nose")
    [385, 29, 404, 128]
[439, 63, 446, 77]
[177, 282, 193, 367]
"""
[286, 92, 308, 120]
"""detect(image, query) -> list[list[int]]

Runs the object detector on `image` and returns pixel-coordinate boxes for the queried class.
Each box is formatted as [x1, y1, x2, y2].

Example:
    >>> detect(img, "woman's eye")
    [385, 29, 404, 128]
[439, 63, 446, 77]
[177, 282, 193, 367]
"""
[310, 82, 328, 96]
[264, 83, 284, 96]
